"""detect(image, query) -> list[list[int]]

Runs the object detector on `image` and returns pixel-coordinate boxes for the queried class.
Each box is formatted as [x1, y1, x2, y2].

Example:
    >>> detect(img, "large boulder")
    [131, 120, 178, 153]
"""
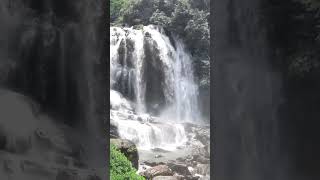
[110, 138, 139, 169]
[140, 165, 173, 179]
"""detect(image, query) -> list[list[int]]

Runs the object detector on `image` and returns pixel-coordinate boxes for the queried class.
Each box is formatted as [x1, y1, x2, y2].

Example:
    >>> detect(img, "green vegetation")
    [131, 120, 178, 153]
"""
[110, 0, 210, 88]
[110, 0, 134, 23]
[110, 144, 145, 180]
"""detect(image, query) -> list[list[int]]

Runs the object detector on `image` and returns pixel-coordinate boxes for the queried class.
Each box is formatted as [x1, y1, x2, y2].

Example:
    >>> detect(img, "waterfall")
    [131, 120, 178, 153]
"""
[110, 25, 201, 150]
[110, 25, 200, 122]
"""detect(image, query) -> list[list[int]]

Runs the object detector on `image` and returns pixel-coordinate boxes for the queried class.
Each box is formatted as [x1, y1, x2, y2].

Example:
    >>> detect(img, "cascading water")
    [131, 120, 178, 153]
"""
[110, 25, 201, 150]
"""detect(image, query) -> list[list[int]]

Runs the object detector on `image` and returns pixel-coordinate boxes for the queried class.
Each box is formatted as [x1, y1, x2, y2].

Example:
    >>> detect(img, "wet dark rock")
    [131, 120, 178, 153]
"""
[110, 138, 139, 169]
[167, 162, 191, 176]
[144, 161, 166, 167]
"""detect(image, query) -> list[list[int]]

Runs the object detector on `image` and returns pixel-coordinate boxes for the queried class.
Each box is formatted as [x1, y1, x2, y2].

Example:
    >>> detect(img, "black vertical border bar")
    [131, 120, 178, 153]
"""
[105, 0, 110, 179]
[210, 0, 215, 179]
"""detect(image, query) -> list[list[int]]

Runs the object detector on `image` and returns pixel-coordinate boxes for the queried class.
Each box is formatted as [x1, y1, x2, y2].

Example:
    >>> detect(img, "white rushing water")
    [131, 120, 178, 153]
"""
[110, 25, 200, 150]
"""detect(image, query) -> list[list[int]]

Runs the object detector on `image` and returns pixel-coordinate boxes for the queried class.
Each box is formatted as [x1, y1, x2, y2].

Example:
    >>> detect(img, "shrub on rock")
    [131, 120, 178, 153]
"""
[110, 144, 144, 180]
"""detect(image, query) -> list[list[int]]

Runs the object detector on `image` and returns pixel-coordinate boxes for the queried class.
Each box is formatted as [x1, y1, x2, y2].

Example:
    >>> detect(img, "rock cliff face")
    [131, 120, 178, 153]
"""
[0, 0, 107, 179]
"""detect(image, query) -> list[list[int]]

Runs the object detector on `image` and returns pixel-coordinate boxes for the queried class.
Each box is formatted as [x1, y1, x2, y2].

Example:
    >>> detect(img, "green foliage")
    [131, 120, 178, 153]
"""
[184, 9, 210, 53]
[122, 0, 157, 25]
[110, 0, 135, 23]
[149, 10, 171, 27]
[110, 144, 145, 180]
[110, 0, 210, 87]
[111, 0, 209, 53]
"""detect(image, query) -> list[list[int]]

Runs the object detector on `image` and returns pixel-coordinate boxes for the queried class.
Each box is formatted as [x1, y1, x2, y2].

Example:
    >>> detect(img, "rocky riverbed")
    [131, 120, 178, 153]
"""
[138, 123, 210, 180]
[111, 107, 210, 180]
